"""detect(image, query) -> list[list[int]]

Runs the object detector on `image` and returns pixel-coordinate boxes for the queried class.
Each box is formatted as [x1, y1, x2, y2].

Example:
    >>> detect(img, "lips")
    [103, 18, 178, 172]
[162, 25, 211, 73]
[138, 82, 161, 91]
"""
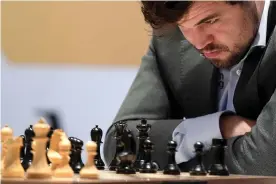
[203, 50, 222, 58]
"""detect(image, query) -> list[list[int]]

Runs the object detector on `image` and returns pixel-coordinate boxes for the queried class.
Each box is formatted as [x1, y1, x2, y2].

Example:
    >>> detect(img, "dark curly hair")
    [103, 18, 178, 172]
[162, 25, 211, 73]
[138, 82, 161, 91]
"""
[141, 1, 244, 30]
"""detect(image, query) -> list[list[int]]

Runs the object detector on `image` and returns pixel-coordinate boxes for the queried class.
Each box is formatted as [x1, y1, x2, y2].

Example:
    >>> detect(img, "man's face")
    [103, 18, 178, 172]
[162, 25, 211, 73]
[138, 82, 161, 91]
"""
[178, 2, 259, 68]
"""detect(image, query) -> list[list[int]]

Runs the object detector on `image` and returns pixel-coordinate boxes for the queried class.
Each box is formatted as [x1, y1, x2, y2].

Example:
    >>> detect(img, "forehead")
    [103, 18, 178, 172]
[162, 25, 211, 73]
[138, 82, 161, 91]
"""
[178, 2, 234, 26]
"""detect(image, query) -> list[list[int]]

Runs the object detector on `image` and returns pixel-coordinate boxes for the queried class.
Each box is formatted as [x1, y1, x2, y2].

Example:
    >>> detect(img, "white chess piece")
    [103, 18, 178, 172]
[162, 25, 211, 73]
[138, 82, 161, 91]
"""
[26, 118, 52, 179]
[53, 138, 74, 178]
[80, 141, 99, 179]
[1, 125, 13, 174]
[2, 136, 25, 178]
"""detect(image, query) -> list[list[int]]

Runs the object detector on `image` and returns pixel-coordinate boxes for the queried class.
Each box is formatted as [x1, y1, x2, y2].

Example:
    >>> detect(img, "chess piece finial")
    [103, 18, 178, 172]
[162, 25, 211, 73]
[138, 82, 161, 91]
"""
[53, 138, 74, 178]
[80, 141, 99, 179]
[163, 140, 181, 175]
[208, 138, 229, 176]
[2, 136, 25, 178]
[26, 118, 52, 179]
[91, 125, 105, 170]
[189, 141, 207, 176]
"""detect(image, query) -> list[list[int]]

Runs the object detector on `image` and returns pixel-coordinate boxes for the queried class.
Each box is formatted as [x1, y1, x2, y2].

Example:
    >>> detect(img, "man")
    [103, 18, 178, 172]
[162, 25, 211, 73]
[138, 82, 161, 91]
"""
[103, 0, 276, 175]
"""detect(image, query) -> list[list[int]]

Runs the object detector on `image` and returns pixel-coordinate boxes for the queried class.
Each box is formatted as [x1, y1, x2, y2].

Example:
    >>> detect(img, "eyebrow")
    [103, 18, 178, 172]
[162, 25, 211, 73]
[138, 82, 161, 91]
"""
[194, 13, 219, 26]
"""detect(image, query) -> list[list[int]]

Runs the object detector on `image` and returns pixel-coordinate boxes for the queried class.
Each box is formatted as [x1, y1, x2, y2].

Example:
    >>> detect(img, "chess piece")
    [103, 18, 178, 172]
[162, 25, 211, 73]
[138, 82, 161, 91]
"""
[46, 126, 54, 164]
[2, 136, 25, 178]
[189, 141, 207, 176]
[208, 138, 229, 176]
[47, 129, 66, 171]
[26, 118, 52, 179]
[19, 135, 25, 164]
[163, 140, 181, 175]
[80, 141, 99, 179]
[140, 138, 158, 173]
[91, 125, 105, 170]
[69, 137, 84, 173]
[22, 125, 35, 170]
[53, 138, 74, 178]
[134, 119, 151, 170]
[116, 127, 136, 174]
[1, 125, 13, 173]
[109, 121, 125, 171]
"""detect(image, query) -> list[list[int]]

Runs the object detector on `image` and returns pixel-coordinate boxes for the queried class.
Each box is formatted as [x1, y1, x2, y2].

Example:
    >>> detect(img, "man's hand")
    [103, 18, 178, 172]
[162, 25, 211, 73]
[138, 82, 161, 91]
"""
[219, 114, 256, 139]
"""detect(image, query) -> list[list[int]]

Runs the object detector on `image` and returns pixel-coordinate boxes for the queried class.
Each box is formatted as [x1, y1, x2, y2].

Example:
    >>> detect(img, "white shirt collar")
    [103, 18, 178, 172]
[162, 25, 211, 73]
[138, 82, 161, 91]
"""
[251, 0, 271, 47]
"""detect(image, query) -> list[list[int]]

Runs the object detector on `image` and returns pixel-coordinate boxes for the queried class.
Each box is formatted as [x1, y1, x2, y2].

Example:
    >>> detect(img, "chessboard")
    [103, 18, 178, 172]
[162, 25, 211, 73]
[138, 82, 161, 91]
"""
[1, 170, 276, 184]
[1, 118, 276, 184]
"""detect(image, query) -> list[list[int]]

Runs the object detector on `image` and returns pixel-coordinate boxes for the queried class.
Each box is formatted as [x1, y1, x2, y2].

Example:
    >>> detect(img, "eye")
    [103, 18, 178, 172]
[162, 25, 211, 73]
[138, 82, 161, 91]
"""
[205, 18, 218, 24]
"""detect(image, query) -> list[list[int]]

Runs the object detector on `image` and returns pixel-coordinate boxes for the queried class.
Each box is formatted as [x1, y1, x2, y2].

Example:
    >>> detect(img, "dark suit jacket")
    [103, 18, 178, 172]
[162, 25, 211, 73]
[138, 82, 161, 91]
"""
[104, 2, 276, 176]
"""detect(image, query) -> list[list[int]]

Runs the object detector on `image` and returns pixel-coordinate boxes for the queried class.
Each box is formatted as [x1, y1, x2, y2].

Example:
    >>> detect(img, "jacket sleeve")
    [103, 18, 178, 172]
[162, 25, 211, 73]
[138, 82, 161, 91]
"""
[225, 88, 276, 175]
[103, 38, 182, 168]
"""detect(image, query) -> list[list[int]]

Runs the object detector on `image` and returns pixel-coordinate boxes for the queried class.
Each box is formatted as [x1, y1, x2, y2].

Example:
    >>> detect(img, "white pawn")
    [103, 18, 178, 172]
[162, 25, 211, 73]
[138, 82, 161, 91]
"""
[1, 125, 13, 174]
[53, 138, 74, 178]
[80, 141, 99, 179]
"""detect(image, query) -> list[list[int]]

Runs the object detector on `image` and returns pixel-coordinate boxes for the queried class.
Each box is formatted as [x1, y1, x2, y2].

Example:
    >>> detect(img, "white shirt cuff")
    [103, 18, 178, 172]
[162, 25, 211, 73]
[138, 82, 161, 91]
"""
[172, 111, 231, 164]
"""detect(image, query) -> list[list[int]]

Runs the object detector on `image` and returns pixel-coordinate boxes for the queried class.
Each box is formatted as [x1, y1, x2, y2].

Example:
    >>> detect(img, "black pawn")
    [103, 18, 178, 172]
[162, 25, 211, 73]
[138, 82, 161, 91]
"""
[22, 125, 35, 170]
[69, 137, 84, 173]
[116, 129, 136, 174]
[208, 138, 229, 176]
[109, 121, 126, 171]
[163, 140, 181, 175]
[20, 135, 25, 164]
[134, 119, 151, 170]
[91, 125, 105, 170]
[140, 138, 158, 173]
[189, 141, 207, 176]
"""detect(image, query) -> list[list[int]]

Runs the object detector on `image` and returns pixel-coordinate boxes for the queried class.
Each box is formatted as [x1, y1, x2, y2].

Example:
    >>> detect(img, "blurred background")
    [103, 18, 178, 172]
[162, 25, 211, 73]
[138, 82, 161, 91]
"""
[1, 1, 151, 163]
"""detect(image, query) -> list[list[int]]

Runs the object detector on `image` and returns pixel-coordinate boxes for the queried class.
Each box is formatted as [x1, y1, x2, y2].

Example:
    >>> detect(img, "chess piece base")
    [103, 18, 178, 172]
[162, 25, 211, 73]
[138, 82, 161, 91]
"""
[109, 165, 117, 171]
[2, 167, 25, 178]
[116, 166, 136, 174]
[163, 164, 181, 175]
[96, 166, 105, 170]
[189, 165, 207, 176]
[26, 169, 52, 179]
[208, 164, 229, 176]
[79, 167, 99, 179]
[139, 163, 158, 173]
[53, 166, 74, 178]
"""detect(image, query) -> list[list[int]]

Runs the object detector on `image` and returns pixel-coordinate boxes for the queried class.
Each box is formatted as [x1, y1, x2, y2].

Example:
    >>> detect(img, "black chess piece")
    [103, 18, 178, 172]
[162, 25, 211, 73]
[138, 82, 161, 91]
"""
[91, 125, 105, 170]
[46, 126, 54, 164]
[69, 137, 84, 173]
[134, 119, 151, 170]
[116, 127, 136, 174]
[22, 125, 35, 170]
[208, 138, 229, 176]
[20, 135, 25, 164]
[109, 121, 126, 171]
[189, 141, 207, 176]
[163, 140, 181, 175]
[139, 138, 158, 173]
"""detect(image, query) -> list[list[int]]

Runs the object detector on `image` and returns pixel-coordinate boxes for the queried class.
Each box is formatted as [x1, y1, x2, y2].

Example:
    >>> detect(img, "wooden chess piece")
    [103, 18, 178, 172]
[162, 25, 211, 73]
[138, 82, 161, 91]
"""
[1, 125, 13, 174]
[208, 138, 229, 176]
[189, 141, 207, 176]
[139, 138, 158, 173]
[2, 136, 25, 178]
[69, 137, 84, 173]
[163, 140, 181, 175]
[91, 125, 105, 170]
[47, 129, 65, 171]
[22, 125, 35, 171]
[53, 138, 74, 178]
[19, 135, 25, 164]
[134, 119, 151, 171]
[26, 118, 52, 179]
[79, 141, 99, 179]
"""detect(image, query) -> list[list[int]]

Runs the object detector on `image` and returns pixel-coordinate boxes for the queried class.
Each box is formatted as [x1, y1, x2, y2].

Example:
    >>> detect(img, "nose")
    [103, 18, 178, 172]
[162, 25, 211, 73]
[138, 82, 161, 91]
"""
[188, 29, 214, 50]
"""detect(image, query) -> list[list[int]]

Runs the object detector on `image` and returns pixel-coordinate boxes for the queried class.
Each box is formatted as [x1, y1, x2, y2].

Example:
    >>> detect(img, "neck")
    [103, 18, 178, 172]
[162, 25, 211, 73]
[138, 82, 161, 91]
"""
[255, 0, 265, 21]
